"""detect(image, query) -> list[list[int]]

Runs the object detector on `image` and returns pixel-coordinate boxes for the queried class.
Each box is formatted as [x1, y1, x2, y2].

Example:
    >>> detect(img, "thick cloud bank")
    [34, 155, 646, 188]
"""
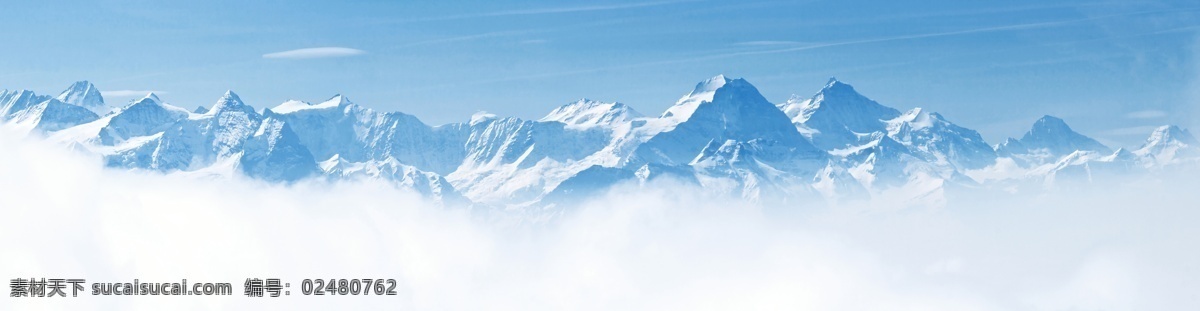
[2, 125, 1199, 310]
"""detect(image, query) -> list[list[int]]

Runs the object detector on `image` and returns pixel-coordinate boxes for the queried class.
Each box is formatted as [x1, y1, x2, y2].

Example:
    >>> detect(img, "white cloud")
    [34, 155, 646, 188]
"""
[101, 90, 166, 98]
[1126, 109, 1168, 119]
[262, 47, 366, 60]
[3, 125, 1200, 310]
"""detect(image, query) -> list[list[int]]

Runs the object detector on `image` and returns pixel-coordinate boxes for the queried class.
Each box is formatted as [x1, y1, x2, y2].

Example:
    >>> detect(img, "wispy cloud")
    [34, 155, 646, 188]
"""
[442, 7, 1200, 88]
[719, 7, 1200, 59]
[953, 53, 1129, 74]
[477, 0, 694, 17]
[262, 47, 366, 59]
[428, 18, 1074, 86]
[407, 0, 697, 22]
[1126, 110, 1168, 119]
[801, 2, 1134, 28]
[102, 90, 166, 98]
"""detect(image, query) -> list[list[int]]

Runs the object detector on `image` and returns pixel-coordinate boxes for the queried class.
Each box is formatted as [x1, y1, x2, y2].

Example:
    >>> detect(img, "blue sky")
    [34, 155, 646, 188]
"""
[2, 0, 1198, 147]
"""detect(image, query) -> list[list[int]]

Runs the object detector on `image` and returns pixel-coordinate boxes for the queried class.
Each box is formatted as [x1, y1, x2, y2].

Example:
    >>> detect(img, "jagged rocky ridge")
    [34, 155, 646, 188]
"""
[2, 78, 1196, 207]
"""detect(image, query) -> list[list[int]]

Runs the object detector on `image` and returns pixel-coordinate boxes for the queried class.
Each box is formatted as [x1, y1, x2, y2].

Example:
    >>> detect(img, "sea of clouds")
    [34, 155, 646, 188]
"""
[2, 124, 1199, 310]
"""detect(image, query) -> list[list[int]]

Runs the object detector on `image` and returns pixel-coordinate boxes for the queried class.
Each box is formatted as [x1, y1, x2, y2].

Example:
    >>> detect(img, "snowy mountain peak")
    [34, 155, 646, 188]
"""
[330, 94, 350, 103]
[470, 111, 498, 126]
[209, 90, 251, 114]
[1023, 115, 1094, 146]
[141, 92, 162, 104]
[792, 78, 897, 123]
[816, 77, 875, 102]
[8, 97, 100, 132]
[54, 80, 106, 114]
[318, 94, 354, 109]
[1002, 115, 1111, 165]
[778, 78, 901, 149]
[319, 154, 347, 171]
[886, 108, 951, 133]
[661, 75, 740, 121]
[540, 98, 643, 126]
[693, 77, 774, 111]
[1030, 115, 1070, 132]
[892, 107, 940, 130]
[882, 107, 997, 170]
[1134, 125, 1198, 163]
[1145, 125, 1197, 146]
[635, 76, 825, 167]
[1105, 147, 1137, 161]
[822, 77, 852, 90]
[272, 95, 353, 114]
[816, 78, 871, 100]
[123, 94, 163, 110]
[271, 100, 311, 114]
[691, 74, 731, 96]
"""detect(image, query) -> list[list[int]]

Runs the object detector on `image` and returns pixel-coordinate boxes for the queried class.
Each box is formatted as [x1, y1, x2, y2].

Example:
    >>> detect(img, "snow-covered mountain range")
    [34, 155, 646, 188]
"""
[3, 77, 1196, 207]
